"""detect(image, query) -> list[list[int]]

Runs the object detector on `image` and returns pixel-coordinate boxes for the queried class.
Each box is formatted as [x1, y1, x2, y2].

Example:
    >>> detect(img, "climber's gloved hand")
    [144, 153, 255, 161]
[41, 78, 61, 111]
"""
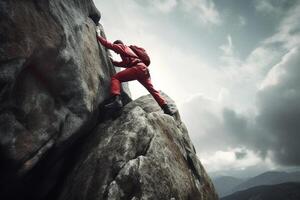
[96, 23, 101, 37]
[96, 27, 101, 37]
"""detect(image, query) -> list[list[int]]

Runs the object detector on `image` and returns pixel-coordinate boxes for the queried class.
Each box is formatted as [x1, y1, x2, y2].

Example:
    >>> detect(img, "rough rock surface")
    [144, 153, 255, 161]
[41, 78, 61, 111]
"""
[58, 94, 218, 200]
[0, 0, 217, 200]
[0, 0, 123, 198]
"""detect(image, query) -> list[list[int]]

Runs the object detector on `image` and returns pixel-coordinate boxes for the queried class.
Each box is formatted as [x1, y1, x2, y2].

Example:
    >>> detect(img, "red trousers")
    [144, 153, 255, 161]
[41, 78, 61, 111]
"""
[111, 64, 166, 107]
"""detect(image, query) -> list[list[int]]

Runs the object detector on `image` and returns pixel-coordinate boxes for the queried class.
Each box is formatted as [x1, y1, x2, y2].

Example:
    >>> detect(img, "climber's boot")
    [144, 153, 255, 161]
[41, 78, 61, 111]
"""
[104, 95, 123, 109]
[161, 104, 176, 116]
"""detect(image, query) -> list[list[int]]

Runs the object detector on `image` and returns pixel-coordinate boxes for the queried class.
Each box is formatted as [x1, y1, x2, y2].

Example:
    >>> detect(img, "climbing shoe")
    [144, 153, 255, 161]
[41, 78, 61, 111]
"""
[104, 95, 123, 109]
[161, 104, 176, 116]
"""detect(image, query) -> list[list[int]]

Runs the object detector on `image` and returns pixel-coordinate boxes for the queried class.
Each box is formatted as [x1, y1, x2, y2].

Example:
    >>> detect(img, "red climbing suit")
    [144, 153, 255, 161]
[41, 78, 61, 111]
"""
[97, 36, 166, 107]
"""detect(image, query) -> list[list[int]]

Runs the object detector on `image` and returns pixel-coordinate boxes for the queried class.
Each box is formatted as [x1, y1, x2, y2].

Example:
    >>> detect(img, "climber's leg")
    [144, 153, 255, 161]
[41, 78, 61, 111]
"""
[137, 67, 166, 107]
[105, 67, 139, 109]
[137, 65, 176, 115]
[111, 67, 139, 95]
[138, 77, 166, 107]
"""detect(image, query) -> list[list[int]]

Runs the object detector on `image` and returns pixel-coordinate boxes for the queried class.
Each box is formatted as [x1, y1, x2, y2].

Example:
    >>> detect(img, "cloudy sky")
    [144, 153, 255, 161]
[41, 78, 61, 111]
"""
[94, 0, 300, 178]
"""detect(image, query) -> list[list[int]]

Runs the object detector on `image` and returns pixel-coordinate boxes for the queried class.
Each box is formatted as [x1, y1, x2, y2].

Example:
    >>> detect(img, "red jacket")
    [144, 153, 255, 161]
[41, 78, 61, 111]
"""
[97, 36, 142, 68]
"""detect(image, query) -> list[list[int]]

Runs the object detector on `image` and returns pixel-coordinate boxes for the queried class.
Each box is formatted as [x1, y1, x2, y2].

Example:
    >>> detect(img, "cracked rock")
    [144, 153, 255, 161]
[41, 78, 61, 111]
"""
[58, 94, 218, 200]
[0, 0, 128, 198]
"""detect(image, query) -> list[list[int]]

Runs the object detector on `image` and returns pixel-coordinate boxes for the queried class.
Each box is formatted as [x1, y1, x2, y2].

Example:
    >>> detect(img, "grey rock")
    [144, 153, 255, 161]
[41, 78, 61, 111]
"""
[0, 0, 129, 198]
[58, 94, 218, 200]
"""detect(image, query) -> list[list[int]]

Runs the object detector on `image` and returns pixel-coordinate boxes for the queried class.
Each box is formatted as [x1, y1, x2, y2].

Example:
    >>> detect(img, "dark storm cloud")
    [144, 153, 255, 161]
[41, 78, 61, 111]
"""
[235, 149, 247, 160]
[223, 108, 249, 143]
[181, 47, 300, 167]
[222, 48, 300, 166]
[255, 48, 300, 165]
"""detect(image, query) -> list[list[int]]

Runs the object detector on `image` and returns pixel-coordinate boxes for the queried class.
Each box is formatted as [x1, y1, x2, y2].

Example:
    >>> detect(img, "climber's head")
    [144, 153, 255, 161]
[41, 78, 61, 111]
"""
[113, 40, 123, 45]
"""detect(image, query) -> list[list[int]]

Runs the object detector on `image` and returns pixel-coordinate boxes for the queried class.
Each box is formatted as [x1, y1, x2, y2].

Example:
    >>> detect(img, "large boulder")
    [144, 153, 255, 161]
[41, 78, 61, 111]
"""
[57, 94, 218, 200]
[0, 0, 124, 198]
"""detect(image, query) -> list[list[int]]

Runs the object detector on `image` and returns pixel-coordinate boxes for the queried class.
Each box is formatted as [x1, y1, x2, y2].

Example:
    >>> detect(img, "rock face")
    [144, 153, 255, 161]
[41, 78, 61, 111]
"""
[0, 0, 114, 198]
[0, 0, 217, 200]
[58, 94, 218, 200]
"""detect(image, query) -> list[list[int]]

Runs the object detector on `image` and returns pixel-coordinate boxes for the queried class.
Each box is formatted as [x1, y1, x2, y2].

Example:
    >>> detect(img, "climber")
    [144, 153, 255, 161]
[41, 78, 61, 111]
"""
[96, 29, 176, 116]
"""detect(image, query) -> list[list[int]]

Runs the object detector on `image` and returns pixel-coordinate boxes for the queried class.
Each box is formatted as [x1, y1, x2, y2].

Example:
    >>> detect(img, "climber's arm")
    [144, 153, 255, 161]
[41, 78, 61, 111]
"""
[97, 36, 125, 55]
[109, 57, 128, 68]
[97, 35, 113, 49]
[112, 60, 127, 67]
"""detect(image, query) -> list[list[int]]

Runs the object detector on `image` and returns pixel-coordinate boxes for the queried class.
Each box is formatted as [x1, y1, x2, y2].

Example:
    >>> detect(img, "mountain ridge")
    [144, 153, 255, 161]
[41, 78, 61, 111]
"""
[213, 170, 300, 197]
[221, 182, 300, 200]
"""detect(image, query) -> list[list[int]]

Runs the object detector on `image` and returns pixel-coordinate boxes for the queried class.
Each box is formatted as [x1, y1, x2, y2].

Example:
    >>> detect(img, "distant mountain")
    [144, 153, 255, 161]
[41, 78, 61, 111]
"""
[221, 182, 300, 200]
[233, 171, 300, 192]
[213, 171, 300, 197]
[212, 176, 245, 197]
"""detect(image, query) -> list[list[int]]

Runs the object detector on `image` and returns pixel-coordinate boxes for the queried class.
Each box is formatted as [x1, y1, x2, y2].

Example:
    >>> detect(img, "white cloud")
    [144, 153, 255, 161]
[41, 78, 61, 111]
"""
[259, 48, 297, 90]
[216, 1, 300, 110]
[183, 1, 300, 172]
[140, 0, 222, 26]
[180, 0, 221, 25]
[255, 0, 279, 14]
[264, 3, 300, 49]
[151, 0, 178, 13]
[220, 35, 233, 56]
[183, 0, 300, 166]
[219, 35, 242, 68]
[254, 0, 293, 17]
[216, 2, 299, 88]
[251, 2, 300, 88]
[200, 148, 275, 173]
[238, 16, 246, 27]
[244, 46, 279, 73]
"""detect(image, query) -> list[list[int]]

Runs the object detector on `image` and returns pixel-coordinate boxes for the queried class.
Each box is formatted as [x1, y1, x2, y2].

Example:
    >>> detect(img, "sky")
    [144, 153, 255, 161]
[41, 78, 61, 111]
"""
[94, 0, 300, 178]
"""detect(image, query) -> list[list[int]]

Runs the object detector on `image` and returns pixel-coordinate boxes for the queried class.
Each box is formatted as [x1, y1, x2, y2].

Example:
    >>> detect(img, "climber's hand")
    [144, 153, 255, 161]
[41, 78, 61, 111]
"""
[96, 26, 101, 37]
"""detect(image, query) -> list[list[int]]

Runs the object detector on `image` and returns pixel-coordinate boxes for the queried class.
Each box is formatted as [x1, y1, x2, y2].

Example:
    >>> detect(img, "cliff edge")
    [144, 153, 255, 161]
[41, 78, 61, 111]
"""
[58, 94, 218, 200]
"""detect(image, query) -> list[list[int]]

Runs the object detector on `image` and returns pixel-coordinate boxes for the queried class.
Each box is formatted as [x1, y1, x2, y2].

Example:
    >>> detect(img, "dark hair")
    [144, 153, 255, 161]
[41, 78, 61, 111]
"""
[113, 40, 123, 44]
